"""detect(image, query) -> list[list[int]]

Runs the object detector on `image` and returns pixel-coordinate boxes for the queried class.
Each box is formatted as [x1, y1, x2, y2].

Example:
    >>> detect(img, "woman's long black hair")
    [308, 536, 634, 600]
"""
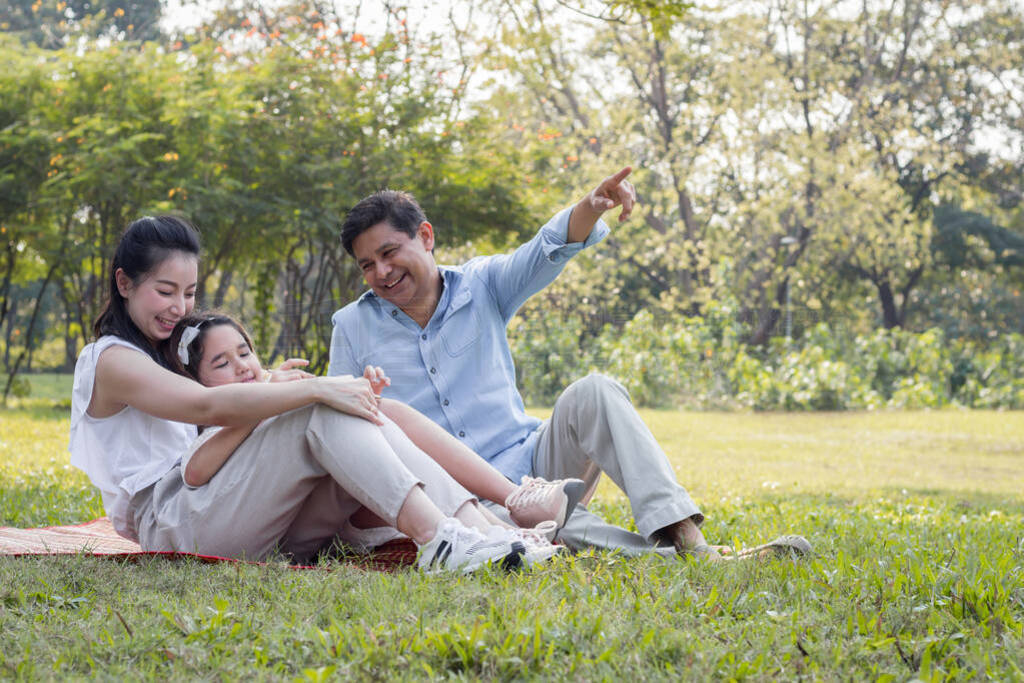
[93, 215, 201, 368]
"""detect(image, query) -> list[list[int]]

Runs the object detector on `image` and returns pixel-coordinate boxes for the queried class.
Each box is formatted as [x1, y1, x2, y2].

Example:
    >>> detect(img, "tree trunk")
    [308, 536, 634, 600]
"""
[0, 242, 15, 334]
[59, 288, 78, 370]
[212, 267, 234, 308]
[3, 262, 57, 403]
[876, 279, 901, 328]
[2, 293, 16, 370]
[748, 277, 787, 345]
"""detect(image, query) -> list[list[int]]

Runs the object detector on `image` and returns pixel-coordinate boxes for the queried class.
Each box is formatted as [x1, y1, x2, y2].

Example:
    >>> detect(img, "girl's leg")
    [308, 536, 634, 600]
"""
[375, 412, 499, 534]
[379, 399, 585, 529]
[395, 485, 446, 542]
[452, 500, 502, 533]
[379, 399, 516, 504]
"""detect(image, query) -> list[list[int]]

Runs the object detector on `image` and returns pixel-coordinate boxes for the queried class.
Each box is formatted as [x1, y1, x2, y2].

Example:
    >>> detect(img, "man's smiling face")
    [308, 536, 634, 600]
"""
[352, 219, 440, 315]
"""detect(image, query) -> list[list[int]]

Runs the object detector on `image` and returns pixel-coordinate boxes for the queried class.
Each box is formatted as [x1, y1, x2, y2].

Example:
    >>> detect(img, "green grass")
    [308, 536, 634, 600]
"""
[2, 397, 1023, 679]
[22, 372, 75, 403]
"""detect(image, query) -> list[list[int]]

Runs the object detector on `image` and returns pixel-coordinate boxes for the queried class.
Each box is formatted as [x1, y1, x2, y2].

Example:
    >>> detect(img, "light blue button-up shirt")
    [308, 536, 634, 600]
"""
[328, 207, 609, 482]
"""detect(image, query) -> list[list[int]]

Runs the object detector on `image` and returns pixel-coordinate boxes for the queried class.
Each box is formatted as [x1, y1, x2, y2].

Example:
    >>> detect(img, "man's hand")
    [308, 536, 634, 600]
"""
[569, 166, 637, 242]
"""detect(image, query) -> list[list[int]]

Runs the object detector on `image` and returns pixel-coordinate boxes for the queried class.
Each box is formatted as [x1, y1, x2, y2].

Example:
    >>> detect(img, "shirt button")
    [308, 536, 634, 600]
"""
[443, 399, 449, 406]
[430, 367, 436, 374]
[391, 310, 398, 317]
[421, 334, 427, 340]
[458, 431, 465, 437]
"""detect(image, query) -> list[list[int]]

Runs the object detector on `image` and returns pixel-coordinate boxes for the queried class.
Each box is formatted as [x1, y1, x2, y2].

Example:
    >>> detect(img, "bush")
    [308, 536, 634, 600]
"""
[510, 308, 1024, 410]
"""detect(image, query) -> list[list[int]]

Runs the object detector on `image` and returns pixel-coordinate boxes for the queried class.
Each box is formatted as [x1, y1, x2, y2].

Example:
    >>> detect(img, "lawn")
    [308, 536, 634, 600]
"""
[2, 380, 1023, 679]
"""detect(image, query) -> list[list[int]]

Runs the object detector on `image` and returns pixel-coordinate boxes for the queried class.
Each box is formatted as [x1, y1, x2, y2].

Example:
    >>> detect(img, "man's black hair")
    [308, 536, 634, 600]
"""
[341, 189, 428, 256]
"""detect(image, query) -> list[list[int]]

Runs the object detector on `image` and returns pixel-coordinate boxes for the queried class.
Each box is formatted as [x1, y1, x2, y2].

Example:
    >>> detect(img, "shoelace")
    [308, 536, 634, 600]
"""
[506, 476, 554, 507]
[444, 522, 496, 552]
[515, 521, 558, 547]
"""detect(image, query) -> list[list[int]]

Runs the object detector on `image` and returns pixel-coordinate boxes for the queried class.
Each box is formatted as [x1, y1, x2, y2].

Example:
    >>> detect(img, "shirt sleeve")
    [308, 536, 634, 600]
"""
[481, 207, 610, 322]
[328, 311, 360, 377]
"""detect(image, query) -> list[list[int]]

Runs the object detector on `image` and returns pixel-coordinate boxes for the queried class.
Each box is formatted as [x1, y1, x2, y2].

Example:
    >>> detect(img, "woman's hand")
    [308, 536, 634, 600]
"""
[267, 358, 314, 383]
[314, 375, 383, 424]
[363, 365, 391, 397]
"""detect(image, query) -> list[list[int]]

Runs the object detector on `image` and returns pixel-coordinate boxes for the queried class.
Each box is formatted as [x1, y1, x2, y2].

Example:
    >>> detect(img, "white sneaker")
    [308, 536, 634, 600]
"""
[505, 476, 586, 530]
[417, 519, 524, 574]
[487, 521, 563, 567]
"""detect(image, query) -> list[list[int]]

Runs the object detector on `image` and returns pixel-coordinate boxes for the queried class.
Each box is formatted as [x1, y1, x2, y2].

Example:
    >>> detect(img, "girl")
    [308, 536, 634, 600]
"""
[166, 310, 578, 560]
[69, 215, 544, 573]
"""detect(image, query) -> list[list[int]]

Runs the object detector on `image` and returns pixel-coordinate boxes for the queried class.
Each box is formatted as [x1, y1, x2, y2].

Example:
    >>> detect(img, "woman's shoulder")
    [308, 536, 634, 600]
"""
[77, 335, 151, 364]
[74, 336, 155, 389]
[94, 335, 149, 354]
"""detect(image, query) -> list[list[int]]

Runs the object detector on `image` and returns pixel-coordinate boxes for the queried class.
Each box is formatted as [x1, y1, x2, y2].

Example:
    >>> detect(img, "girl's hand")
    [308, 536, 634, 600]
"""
[363, 365, 391, 396]
[315, 375, 383, 424]
[268, 358, 314, 383]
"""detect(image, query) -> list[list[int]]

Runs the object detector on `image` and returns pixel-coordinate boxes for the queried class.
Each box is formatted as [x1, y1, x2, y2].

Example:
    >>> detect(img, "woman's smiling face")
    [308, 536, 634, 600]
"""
[117, 252, 198, 344]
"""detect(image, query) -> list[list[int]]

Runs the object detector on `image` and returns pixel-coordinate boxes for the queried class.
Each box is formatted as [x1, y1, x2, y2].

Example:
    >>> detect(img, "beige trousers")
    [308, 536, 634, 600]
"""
[131, 404, 474, 561]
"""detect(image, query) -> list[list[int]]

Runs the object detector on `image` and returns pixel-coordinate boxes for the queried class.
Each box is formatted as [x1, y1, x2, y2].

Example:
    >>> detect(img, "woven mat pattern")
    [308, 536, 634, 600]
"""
[0, 517, 417, 571]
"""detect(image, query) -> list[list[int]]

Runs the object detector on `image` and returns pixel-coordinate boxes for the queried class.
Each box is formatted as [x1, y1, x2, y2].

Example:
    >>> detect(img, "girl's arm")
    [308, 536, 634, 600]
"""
[183, 359, 314, 486]
[378, 398, 517, 504]
[91, 345, 382, 427]
[183, 423, 260, 486]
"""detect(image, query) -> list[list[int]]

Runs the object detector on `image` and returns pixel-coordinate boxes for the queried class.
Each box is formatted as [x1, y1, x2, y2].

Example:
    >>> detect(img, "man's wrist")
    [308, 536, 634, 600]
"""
[567, 199, 601, 243]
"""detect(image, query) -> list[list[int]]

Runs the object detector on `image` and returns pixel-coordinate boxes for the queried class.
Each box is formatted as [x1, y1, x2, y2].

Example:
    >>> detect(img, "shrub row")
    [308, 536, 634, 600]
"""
[509, 309, 1024, 410]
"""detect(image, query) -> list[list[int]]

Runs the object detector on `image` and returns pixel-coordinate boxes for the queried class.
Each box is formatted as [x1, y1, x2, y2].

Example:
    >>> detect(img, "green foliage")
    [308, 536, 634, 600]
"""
[0, 0, 163, 48]
[933, 204, 1024, 269]
[480, 0, 1024, 337]
[0, 7, 541, 380]
[508, 313, 590, 407]
[512, 308, 1024, 410]
[4, 0, 1024, 395]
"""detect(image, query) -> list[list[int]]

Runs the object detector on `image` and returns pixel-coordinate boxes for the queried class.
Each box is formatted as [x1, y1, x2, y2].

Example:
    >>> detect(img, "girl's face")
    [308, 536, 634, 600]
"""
[196, 324, 263, 387]
[117, 253, 198, 344]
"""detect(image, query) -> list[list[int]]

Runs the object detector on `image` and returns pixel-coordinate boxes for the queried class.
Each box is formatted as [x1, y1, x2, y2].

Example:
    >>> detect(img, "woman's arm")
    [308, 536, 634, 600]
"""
[91, 345, 382, 427]
[183, 423, 260, 486]
[379, 398, 516, 504]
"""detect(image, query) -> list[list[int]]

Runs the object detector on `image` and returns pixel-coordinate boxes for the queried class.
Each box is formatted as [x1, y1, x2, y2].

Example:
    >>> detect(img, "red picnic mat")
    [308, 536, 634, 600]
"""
[0, 517, 418, 571]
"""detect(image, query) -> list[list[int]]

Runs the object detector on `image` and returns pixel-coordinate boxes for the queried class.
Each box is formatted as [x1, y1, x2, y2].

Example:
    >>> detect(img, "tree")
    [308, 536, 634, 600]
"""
[0, 0, 164, 48]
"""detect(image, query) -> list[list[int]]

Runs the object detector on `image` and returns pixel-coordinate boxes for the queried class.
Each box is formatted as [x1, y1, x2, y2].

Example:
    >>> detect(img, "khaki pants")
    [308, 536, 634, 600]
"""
[132, 405, 474, 561]
[535, 374, 702, 556]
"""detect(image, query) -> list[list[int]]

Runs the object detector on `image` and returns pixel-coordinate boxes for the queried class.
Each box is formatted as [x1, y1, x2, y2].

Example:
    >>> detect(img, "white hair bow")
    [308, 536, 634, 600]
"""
[177, 325, 202, 365]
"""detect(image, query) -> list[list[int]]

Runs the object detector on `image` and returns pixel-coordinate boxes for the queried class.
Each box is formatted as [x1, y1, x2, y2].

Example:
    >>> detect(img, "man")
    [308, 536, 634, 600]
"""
[328, 167, 719, 558]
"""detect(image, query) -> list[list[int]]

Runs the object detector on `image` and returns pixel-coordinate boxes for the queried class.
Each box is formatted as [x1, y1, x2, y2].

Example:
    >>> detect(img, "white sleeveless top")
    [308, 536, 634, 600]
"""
[69, 336, 197, 540]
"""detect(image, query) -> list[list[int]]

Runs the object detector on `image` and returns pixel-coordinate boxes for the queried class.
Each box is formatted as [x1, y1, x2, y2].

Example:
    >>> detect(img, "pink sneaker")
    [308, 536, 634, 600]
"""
[505, 476, 585, 530]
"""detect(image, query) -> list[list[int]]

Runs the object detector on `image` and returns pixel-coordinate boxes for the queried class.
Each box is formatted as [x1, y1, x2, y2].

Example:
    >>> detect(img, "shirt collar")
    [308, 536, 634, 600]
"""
[438, 267, 472, 315]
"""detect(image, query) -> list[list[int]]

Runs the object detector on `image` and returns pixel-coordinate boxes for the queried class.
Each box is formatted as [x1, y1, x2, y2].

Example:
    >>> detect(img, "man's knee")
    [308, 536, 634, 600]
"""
[566, 373, 630, 403]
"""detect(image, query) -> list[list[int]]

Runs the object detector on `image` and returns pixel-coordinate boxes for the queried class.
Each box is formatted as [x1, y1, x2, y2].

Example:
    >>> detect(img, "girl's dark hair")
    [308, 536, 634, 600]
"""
[165, 311, 255, 382]
[93, 215, 201, 367]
